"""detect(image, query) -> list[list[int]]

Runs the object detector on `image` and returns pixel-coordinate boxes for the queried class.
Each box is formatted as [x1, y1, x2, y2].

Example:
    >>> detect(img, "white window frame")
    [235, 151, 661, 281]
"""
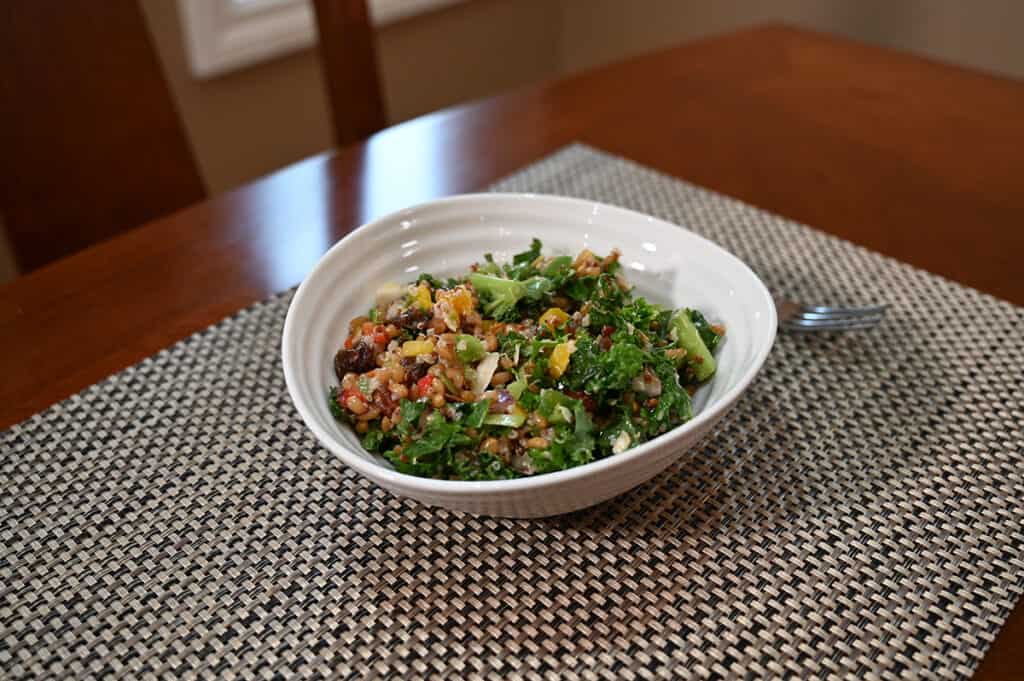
[179, 0, 466, 79]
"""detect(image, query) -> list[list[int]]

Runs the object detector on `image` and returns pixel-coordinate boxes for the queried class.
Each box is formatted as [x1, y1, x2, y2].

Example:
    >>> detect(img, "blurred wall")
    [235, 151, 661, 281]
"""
[142, 0, 1024, 197]
[139, 0, 559, 194]
[557, 0, 1024, 79]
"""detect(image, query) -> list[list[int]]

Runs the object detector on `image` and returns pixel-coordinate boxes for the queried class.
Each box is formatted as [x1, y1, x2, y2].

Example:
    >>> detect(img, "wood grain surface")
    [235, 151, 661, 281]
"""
[1, 26, 1022, 675]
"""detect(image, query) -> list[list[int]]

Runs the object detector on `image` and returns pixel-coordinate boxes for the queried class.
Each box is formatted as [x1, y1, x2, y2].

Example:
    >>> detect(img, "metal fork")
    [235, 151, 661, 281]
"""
[774, 297, 888, 332]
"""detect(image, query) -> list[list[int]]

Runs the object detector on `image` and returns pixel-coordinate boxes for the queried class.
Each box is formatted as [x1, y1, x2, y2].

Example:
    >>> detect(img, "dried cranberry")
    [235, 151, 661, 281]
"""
[387, 306, 431, 330]
[373, 387, 398, 415]
[334, 342, 375, 378]
[401, 357, 429, 383]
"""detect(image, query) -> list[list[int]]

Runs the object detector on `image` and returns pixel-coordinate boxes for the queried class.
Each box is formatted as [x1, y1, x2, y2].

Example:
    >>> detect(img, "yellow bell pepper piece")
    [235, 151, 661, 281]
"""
[437, 287, 474, 316]
[548, 340, 576, 378]
[413, 283, 433, 310]
[401, 339, 436, 357]
[539, 307, 570, 331]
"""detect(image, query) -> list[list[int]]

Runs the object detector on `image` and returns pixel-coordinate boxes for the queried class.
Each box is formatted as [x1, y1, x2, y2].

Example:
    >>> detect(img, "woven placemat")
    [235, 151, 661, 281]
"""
[3, 145, 1022, 679]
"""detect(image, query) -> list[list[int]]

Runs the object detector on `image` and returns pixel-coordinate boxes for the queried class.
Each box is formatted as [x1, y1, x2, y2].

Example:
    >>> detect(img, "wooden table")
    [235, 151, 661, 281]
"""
[1, 25, 1021, 677]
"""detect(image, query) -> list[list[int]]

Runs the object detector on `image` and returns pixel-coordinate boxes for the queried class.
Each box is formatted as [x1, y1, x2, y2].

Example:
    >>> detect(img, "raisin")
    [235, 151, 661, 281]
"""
[334, 342, 375, 378]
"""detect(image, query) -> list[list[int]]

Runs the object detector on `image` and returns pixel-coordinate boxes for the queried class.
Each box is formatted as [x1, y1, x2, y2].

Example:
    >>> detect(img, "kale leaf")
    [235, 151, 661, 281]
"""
[563, 275, 597, 302]
[327, 387, 344, 420]
[462, 399, 490, 429]
[451, 452, 520, 480]
[689, 309, 722, 353]
[505, 238, 544, 280]
[362, 428, 386, 452]
[562, 337, 645, 397]
[385, 419, 459, 477]
[416, 272, 445, 288]
[646, 354, 693, 436]
[395, 398, 427, 438]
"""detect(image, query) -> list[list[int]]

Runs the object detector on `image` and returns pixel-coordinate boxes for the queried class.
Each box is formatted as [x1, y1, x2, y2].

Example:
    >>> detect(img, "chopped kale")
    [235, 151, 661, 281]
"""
[689, 309, 723, 353]
[327, 387, 344, 420]
[505, 238, 544, 280]
[395, 399, 427, 438]
[329, 238, 726, 481]
[362, 428, 386, 452]
[416, 272, 445, 289]
[462, 399, 490, 429]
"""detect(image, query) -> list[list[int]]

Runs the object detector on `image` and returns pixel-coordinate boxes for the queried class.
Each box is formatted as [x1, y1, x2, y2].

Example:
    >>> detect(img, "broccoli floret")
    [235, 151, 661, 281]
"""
[669, 308, 716, 381]
[469, 271, 556, 321]
[468, 273, 527, 321]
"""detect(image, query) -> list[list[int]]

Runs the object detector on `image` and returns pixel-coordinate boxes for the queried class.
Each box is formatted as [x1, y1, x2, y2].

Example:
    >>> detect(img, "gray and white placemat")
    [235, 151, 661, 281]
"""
[3, 144, 1022, 679]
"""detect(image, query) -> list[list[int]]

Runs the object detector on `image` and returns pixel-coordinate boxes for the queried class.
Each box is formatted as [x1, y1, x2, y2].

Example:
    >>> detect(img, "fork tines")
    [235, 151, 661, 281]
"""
[784, 303, 888, 331]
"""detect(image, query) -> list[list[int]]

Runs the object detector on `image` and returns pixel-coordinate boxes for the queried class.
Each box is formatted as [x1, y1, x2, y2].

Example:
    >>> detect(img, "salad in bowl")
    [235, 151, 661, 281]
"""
[329, 239, 724, 481]
[281, 193, 775, 517]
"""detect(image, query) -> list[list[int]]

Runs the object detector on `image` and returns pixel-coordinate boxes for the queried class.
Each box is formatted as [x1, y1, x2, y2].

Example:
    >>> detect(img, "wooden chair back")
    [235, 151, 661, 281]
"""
[0, 0, 206, 273]
[312, 0, 388, 146]
[0, 0, 386, 274]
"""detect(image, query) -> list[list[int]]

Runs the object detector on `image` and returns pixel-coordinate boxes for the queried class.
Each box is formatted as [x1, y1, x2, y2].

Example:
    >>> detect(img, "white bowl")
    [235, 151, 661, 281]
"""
[282, 193, 776, 518]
